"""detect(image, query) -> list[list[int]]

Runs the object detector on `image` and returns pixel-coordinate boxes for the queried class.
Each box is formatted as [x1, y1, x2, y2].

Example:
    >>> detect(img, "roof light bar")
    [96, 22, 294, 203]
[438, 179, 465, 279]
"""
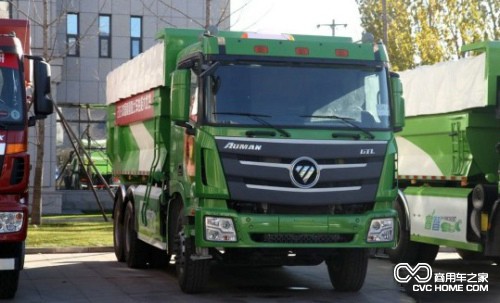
[242, 32, 294, 41]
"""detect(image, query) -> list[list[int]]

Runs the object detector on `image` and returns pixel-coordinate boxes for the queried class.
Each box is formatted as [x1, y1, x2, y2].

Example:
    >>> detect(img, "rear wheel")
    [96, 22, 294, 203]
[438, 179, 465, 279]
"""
[124, 201, 149, 268]
[172, 200, 210, 293]
[0, 270, 19, 299]
[113, 194, 125, 262]
[326, 248, 369, 292]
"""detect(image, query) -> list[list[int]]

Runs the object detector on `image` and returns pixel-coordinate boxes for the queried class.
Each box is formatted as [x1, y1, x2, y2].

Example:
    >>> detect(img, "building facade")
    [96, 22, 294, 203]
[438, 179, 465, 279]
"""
[4, 0, 230, 213]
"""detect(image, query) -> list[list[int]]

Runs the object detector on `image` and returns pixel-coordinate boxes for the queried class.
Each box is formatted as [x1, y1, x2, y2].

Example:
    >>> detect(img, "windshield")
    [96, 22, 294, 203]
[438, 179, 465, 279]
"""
[205, 62, 390, 130]
[0, 53, 24, 124]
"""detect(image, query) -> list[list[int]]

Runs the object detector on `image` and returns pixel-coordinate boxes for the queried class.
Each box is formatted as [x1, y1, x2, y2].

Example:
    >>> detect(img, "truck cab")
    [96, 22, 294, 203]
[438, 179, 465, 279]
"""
[0, 19, 53, 299]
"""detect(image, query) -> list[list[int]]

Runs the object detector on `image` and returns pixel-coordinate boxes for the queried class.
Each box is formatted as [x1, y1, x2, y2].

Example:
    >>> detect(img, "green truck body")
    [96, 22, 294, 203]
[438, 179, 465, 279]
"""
[106, 29, 404, 293]
[390, 41, 500, 264]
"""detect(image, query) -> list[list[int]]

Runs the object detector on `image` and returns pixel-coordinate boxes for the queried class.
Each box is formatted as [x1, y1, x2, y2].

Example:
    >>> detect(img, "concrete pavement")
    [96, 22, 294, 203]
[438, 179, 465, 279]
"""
[10, 251, 500, 303]
[13, 252, 414, 303]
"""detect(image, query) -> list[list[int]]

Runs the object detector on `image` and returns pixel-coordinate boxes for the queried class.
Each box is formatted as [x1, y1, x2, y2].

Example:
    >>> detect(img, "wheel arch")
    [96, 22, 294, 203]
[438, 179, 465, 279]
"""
[166, 192, 184, 255]
[396, 189, 411, 232]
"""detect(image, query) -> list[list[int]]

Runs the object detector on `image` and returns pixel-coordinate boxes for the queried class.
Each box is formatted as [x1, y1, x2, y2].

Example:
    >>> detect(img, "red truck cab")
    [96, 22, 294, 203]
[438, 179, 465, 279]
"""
[0, 19, 53, 299]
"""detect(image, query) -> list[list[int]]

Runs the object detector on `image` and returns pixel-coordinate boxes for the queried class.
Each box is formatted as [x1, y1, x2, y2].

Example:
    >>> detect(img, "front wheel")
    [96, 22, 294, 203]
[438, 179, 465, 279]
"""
[326, 248, 369, 292]
[0, 270, 19, 299]
[172, 201, 210, 293]
[387, 200, 419, 264]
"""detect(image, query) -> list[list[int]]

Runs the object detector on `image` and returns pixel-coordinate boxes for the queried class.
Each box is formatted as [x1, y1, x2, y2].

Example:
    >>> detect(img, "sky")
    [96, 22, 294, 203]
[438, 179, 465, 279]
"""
[230, 0, 364, 41]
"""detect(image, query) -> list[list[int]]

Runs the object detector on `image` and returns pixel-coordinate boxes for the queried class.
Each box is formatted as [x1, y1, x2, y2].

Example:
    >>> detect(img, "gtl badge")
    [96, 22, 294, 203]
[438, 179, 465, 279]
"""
[360, 148, 375, 155]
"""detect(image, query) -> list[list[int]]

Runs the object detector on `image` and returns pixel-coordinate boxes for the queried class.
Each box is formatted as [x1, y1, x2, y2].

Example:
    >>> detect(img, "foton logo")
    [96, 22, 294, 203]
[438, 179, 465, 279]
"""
[360, 148, 375, 155]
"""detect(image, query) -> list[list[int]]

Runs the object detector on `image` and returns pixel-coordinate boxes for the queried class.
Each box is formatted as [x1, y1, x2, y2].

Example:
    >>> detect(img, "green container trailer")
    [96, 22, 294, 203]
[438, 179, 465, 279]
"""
[389, 41, 500, 264]
[106, 29, 405, 293]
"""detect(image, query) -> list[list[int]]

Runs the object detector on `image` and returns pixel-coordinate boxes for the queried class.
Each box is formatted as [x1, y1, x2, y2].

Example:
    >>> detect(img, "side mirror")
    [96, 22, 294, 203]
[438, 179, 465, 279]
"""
[33, 60, 53, 117]
[170, 69, 191, 123]
[390, 73, 405, 132]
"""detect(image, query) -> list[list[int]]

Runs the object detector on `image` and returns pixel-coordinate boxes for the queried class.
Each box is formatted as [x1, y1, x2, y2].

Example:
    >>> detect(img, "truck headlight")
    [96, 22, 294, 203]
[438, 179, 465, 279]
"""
[205, 216, 237, 242]
[367, 218, 394, 242]
[0, 212, 24, 233]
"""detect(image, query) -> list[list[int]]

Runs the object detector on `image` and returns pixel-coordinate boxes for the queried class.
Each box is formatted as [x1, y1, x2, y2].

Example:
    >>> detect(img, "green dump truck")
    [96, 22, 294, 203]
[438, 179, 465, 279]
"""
[106, 29, 405, 293]
[389, 41, 500, 264]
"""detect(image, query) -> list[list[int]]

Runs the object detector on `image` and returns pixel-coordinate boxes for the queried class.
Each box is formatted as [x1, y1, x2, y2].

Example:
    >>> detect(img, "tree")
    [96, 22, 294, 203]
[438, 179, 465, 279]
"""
[357, 0, 499, 69]
[412, 0, 445, 64]
[482, 0, 499, 39]
[440, 0, 486, 59]
[357, 0, 415, 71]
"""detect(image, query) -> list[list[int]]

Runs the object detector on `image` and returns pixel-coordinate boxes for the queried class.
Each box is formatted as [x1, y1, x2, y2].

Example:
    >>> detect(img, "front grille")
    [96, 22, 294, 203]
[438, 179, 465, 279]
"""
[238, 177, 367, 189]
[228, 200, 374, 215]
[251, 233, 354, 244]
[216, 136, 388, 205]
[10, 157, 25, 185]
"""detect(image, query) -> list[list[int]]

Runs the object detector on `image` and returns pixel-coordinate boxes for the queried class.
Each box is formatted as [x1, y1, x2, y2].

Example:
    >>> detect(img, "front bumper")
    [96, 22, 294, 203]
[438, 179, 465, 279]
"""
[194, 208, 397, 249]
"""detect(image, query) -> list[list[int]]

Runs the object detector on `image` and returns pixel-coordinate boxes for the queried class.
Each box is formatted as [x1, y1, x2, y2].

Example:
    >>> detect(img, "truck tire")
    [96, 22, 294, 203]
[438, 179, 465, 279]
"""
[456, 248, 484, 261]
[172, 201, 210, 293]
[387, 201, 419, 264]
[113, 194, 125, 262]
[415, 243, 439, 264]
[0, 270, 19, 299]
[124, 201, 149, 268]
[326, 248, 369, 292]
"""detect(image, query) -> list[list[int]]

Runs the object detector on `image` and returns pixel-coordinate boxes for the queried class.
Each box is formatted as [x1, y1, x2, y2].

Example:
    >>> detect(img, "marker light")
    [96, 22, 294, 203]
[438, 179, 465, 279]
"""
[335, 49, 349, 57]
[254, 45, 269, 54]
[295, 47, 309, 56]
[6, 143, 27, 154]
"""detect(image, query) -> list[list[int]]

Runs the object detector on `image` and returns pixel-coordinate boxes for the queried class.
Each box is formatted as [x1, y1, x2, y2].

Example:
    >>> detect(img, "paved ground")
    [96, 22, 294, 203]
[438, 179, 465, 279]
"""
[10, 252, 500, 303]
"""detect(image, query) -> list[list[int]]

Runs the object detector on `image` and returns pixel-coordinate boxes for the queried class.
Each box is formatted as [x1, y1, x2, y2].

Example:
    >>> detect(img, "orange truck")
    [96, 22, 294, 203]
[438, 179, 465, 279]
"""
[0, 19, 53, 299]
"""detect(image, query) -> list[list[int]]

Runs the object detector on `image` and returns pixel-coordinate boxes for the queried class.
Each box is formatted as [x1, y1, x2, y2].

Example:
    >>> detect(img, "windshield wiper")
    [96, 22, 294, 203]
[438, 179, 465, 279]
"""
[213, 112, 290, 137]
[301, 114, 375, 139]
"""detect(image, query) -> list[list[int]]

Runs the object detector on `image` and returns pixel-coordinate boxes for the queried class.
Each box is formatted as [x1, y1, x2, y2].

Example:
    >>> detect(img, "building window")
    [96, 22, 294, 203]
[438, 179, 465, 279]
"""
[67, 13, 79, 57]
[130, 16, 142, 58]
[99, 15, 111, 58]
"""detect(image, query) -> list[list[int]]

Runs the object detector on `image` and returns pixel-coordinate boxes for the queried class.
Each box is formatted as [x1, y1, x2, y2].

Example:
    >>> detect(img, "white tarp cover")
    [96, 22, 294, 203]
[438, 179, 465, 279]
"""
[106, 42, 165, 104]
[399, 53, 487, 117]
